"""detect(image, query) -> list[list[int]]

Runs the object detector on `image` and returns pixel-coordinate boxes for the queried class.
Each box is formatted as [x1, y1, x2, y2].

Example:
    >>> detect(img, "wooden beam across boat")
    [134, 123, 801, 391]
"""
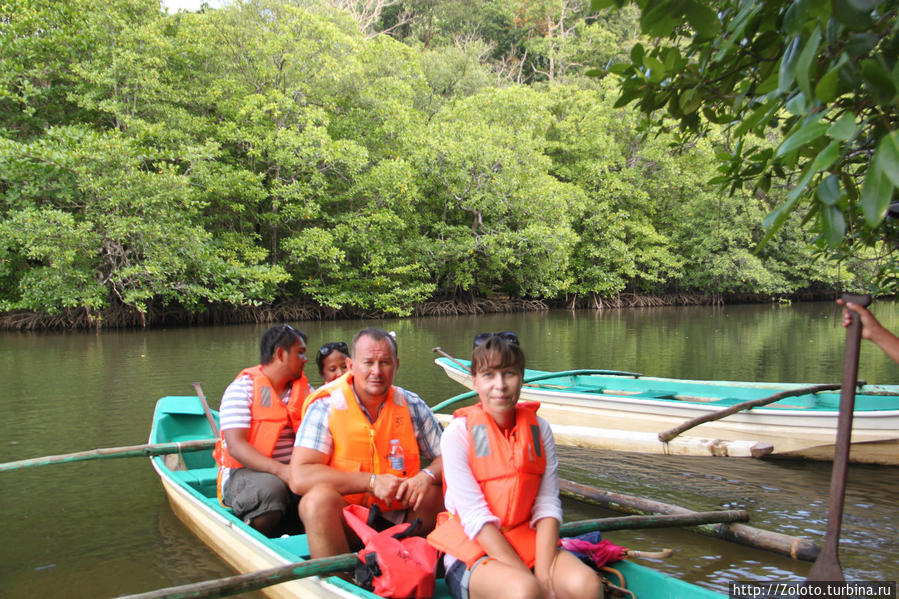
[559, 478, 820, 562]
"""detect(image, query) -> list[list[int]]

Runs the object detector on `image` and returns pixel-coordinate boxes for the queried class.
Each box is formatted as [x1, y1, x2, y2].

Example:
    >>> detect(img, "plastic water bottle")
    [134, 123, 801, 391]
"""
[387, 439, 405, 473]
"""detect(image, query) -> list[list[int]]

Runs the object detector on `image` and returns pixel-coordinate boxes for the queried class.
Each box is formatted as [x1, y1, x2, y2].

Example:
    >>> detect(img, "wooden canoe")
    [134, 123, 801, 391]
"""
[148, 395, 727, 598]
[434, 358, 899, 464]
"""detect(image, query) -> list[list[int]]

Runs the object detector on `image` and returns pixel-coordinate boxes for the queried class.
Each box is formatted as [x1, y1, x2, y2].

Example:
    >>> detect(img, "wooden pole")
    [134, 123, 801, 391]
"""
[116, 511, 748, 599]
[657, 383, 842, 442]
[559, 478, 820, 562]
[192, 382, 220, 439]
[560, 510, 748, 535]
[117, 553, 359, 599]
[432, 346, 472, 374]
[807, 292, 871, 581]
[0, 439, 216, 473]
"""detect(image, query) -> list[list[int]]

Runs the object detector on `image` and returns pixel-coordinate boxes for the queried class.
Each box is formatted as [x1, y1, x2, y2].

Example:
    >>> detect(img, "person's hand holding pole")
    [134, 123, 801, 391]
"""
[838, 299, 899, 365]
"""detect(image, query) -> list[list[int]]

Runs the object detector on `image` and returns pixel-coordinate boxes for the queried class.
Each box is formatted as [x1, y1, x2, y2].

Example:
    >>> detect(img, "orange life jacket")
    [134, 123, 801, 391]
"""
[427, 402, 546, 568]
[213, 366, 310, 469]
[316, 372, 421, 511]
[298, 370, 350, 421]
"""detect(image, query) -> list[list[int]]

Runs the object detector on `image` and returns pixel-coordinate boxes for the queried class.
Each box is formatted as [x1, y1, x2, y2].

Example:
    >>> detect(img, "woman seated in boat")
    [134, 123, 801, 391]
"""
[428, 333, 603, 599]
[315, 341, 349, 386]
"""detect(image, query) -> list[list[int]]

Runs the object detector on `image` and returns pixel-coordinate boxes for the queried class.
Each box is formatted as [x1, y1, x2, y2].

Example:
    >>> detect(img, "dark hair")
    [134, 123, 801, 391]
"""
[473, 331, 519, 349]
[351, 327, 397, 359]
[316, 341, 349, 375]
[260, 324, 306, 364]
[470, 334, 525, 377]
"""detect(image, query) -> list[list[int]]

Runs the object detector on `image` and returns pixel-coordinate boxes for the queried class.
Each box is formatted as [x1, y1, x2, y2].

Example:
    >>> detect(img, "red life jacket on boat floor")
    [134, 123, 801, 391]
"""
[343, 504, 438, 599]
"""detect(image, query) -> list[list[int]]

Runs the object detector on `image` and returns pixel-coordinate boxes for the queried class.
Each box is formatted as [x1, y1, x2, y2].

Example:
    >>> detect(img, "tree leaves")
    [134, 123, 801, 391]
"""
[827, 113, 857, 141]
[599, 0, 899, 292]
[775, 120, 829, 158]
[862, 132, 899, 226]
[0, 0, 878, 321]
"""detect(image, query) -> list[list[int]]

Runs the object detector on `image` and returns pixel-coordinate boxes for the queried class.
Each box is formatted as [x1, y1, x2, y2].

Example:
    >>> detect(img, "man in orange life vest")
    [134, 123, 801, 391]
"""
[214, 324, 312, 537]
[289, 327, 445, 558]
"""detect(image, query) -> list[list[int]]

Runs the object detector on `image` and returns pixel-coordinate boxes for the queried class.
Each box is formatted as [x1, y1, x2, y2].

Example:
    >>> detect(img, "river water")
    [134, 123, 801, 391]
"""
[1, 301, 897, 597]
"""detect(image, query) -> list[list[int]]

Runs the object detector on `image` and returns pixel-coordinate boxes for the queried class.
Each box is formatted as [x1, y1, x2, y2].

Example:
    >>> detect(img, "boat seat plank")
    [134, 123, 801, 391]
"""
[170, 466, 220, 492]
[269, 535, 311, 560]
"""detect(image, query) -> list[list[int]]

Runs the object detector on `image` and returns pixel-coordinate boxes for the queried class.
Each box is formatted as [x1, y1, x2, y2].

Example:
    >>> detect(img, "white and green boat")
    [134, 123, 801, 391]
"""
[149, 395, 727, 599]
[434, 357, 899, 463]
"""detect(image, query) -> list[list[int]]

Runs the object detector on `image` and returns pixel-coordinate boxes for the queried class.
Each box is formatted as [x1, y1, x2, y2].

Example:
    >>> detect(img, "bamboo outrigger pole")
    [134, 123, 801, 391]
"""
[559, 478, 820, 562]
[117, 510, 749, 599]
[0, 439, 216, 473]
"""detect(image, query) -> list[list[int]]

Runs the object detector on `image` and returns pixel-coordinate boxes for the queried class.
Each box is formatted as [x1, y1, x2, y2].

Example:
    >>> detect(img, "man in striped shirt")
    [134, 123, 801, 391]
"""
[216, 324, 313, 536]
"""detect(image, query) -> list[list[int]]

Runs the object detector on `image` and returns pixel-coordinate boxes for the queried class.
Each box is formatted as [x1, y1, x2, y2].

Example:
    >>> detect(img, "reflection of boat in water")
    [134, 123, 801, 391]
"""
[153, 497, 236, 587]
[435, 357, 899, 464]
[149, 395, 728, 598]
[149, 396, 373, 599]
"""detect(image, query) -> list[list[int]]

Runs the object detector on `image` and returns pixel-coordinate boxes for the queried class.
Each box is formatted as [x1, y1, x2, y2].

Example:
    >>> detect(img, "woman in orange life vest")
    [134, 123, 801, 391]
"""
[316, 341, 349, 385]
[429, 333, 603, 599]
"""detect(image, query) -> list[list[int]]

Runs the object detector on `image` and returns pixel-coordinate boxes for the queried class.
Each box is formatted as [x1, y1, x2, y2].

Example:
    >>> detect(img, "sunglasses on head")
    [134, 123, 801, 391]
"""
[276, 323, 305, 343]
[473, 331, 520, 348]
[319, 341, 349, 357]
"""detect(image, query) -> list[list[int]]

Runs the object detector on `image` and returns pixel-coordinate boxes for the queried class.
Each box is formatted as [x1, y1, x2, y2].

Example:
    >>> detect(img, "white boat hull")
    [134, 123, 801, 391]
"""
[436, 361, 899, 464]
[151, 459, 359, 599]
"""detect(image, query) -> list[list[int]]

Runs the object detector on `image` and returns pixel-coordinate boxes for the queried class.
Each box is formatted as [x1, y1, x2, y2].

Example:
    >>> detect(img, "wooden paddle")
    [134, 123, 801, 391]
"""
[117, 510, 749, 599]
[657, 383, 842, 442]
[0, 439, 216, 472]
[806, 292, 871, 582]
[193, 382, 220, 438]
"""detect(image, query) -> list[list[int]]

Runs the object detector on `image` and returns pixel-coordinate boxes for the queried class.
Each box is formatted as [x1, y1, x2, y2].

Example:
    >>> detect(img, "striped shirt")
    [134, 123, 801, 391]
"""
[219, 373, 312, 489]
[295, 386, 442, 460]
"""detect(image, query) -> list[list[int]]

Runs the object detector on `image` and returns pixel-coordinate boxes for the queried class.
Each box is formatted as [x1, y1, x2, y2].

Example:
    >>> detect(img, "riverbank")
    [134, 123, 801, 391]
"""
[0, 290, 841, 331]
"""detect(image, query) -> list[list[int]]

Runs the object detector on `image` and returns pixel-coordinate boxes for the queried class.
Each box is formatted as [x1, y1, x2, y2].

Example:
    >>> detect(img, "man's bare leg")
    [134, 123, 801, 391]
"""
[298, 485, 350, 557]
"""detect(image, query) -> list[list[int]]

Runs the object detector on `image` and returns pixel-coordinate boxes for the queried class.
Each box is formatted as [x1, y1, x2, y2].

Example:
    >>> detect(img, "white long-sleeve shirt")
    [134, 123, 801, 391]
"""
[440, 413, 562, 568]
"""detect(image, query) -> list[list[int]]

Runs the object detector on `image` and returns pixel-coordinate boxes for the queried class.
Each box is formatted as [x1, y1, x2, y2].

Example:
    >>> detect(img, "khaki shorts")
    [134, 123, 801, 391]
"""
[222, 468, 299, 524]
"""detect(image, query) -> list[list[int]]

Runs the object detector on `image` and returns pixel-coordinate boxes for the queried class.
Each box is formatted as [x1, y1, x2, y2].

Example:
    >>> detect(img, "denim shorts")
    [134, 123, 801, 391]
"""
[444, 556, 490, 599]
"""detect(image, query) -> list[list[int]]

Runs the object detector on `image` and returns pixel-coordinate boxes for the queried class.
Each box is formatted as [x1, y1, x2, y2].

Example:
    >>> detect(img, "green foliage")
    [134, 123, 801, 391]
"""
[0, 0, 858, 325]
[595, 0, 899, 292]
[421, 86, 579, 297]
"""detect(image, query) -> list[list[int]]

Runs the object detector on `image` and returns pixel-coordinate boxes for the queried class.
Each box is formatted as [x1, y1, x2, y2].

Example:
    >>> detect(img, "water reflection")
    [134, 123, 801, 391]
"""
[558, 445, 899, 584]
[1, 302, 897, 597]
